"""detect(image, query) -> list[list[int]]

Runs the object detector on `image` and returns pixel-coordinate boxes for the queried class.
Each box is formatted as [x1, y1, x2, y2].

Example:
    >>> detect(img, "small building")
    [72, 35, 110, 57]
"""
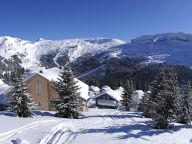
[23, 68, 89, 111]
[93, 86, 123, 109]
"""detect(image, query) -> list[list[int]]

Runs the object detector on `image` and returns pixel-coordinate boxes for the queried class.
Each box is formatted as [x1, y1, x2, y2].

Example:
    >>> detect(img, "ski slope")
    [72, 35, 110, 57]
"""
[0, 109, 192, 144]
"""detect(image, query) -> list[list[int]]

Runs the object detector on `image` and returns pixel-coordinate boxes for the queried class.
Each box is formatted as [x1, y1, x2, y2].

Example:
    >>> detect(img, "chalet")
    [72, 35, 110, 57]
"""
[23, 68, 89, 111]
[94, 86, 123, 109]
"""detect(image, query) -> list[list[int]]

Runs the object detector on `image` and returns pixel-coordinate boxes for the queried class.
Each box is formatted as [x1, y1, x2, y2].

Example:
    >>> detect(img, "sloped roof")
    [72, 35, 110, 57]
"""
[94, 87, 123, 102]
[23, 67, 90, 101]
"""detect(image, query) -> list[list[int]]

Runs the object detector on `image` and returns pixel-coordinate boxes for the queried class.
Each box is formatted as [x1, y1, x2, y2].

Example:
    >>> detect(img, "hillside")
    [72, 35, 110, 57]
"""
[1, 33, 192, 88]
[1, 33, 192, 71]
[0, 36, 125, 70]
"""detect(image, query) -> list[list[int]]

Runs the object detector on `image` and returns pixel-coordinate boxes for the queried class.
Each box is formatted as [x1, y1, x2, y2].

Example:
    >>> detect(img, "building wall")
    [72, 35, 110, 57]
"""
[26, 74, 87, 111]
[26, 75, 51, 111]
[95, 93, 119, 109]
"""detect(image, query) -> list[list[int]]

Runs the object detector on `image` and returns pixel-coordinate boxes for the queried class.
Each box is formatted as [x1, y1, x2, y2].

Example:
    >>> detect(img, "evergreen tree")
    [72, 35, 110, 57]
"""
[139, 91, 152, 118]
[122, 79, 134, 111]
[177, 81, 192, 124]
[152, 67, 180, 129]
[54, 66, 81, 119]
[10, 74, 35, 117]
[139, 69, 167, 119]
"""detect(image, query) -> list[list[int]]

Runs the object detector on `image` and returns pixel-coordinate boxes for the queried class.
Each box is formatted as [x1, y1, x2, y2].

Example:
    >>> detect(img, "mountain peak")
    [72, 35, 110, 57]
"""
[36, 37, 46, 42]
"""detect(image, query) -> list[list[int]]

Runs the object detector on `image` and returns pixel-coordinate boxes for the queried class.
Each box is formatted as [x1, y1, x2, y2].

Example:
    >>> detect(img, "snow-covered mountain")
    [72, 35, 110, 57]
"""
[121, 32, 192, 66]
[0, 36, 125, 70]
[1, 32, 192, 74]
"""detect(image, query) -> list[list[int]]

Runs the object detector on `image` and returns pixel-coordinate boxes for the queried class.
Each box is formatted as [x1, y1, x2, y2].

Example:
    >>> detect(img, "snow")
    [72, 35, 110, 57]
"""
[24, 67, 90, 101]
[88, 85, 101, 99]
[0, 109, 192, 144]
[0, 79, 11, 104]
[133, 90, 144, 100]
[105, 87, 123, 102]
[131, 90, 145, 111]
[0, 36, 39, 70]
[0, 79, 4, 85]
[121, 32, 192, 67]
[0, 36, 126, 70]
[146, 54, 170, 64]
[89, 85, 100, 93]
[2, 33, 192, 70]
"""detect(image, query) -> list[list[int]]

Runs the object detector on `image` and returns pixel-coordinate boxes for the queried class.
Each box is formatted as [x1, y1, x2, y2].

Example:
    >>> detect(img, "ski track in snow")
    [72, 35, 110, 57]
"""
[1, 109, 191, 144]
[0, 120, 56, 143]
[39, 110, 127, 144]
[39, 121, 75, 144]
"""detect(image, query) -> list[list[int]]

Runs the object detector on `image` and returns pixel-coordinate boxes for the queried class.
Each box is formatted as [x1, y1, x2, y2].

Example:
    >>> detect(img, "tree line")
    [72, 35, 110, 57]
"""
[122, 67, 192, 129]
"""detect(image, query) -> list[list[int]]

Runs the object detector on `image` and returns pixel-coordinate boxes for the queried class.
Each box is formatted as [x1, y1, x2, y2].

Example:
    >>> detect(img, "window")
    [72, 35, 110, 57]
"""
[38, 102, 42, 107]
[36, 80, 41, 96]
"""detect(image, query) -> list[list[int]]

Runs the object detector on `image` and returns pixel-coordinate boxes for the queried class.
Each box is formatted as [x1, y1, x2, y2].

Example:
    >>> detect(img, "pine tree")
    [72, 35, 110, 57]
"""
[152, 67, 180, 129]
[54, 66, 81, 119]
[139, 69, 167, 119]
[177, 81, 192, 124]
[122, 79, 134, 111]
[10, 74, 35, 117]
[139, 91, 152, 118]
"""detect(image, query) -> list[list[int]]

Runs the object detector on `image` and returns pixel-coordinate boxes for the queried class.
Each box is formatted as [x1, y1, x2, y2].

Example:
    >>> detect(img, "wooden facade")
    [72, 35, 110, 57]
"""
[25, 74, 87, 111]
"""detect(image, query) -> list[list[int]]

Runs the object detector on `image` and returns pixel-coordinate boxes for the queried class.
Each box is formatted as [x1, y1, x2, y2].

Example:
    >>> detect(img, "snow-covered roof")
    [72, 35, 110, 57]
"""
[23, 67, 90, 101]
[101, 85, 111, 91]
[89, 85, 100, 92]
[94, 86, 123, 102]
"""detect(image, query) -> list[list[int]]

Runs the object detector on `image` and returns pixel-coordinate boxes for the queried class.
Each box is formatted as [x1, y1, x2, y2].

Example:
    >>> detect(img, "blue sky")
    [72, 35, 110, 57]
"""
[0, 0, 192, 41]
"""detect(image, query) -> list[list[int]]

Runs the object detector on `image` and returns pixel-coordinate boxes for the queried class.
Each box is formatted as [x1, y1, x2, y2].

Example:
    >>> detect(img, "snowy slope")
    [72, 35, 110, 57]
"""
[0, 109, 192, 144]
[0, 36, 125, 70]
[1, 32, 192, 73]
[121, 32, 192, 66]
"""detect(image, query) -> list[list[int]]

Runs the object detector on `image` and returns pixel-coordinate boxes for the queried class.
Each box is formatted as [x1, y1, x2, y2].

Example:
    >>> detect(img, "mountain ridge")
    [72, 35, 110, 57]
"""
[1, 32, 192, 74]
